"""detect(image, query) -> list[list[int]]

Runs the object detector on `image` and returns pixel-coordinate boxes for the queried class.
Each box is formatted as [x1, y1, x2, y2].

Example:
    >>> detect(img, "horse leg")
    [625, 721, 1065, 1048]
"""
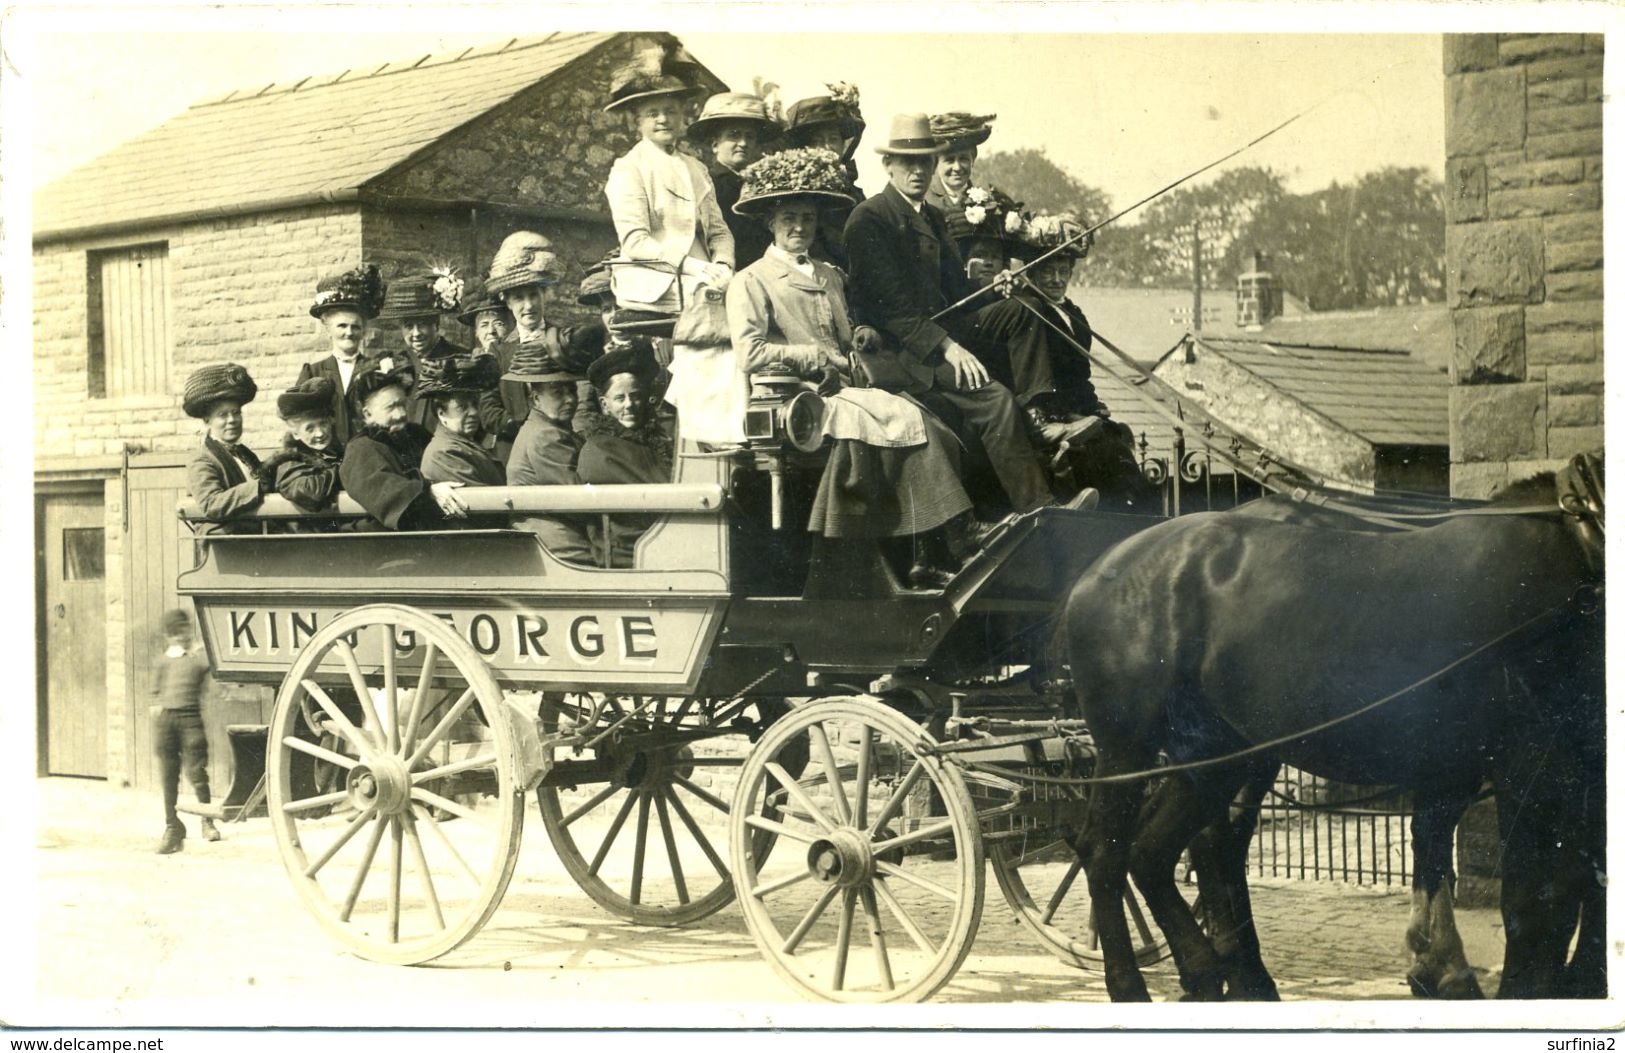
[1126, 764, 1261, 1001]
[1560, 780, 1607, 999]
[1185, 762, 1280, 1000]
[1492, 753, 1580, 999]
[1405, 784, 1484, 1000]
[1075, 762, 1156, 1002]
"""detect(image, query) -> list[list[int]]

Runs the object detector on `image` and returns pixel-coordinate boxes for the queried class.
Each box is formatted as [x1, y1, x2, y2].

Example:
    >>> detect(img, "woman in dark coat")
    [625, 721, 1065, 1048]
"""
[420, 356, 507, 488]
[339, 370, 466, 531]
[182, 363, 267, 535]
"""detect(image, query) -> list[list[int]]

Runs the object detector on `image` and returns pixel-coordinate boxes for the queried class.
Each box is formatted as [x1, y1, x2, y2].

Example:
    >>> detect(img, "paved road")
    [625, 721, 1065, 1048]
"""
[18, 777, 1508, 1025]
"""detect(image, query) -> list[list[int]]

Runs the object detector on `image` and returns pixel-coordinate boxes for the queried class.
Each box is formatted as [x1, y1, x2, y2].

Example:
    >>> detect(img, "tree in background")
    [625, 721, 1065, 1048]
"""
[975, 150, 1443, 309]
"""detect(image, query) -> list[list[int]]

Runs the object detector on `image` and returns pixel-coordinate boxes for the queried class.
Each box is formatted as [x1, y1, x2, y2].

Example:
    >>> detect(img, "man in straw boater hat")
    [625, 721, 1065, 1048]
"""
[844, 113, 1095, 544]
[975, 212, 1155, 513]
[297, 264, 386, 445]
[258, 377, 346, 527]
[726, 147, 970, 589]
[577, 341, 672, 568]
[182, 362, 268, 535]
[602, 40, 734, 334]
[689, 91, 782, 271]
[503, 335, 597, 565]
[374, 267, 471, 433]
[339, 367, 468, 530]
[782, 82, 866, 268]
[420, 355, 507, 489]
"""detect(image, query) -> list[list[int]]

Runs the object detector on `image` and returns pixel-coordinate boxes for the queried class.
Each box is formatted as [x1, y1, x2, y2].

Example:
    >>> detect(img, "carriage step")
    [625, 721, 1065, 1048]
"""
[188, 724, 271, 822]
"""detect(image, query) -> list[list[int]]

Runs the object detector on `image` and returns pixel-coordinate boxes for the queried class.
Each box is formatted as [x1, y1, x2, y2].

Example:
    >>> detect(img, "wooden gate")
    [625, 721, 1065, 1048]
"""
[39, 491, 109, 777]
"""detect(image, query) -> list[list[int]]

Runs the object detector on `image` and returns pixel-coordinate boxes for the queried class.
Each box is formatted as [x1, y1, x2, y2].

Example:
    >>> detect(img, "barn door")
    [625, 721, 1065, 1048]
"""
[41, 493, 108, 777]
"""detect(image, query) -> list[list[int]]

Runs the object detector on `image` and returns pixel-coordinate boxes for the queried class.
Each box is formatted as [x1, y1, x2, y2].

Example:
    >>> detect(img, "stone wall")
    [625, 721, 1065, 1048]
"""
[33, 204, 365, 459]
[1444, 33, 1603, 498]
[372, 33, 703, 217]
[1153, 342, 1378, 490]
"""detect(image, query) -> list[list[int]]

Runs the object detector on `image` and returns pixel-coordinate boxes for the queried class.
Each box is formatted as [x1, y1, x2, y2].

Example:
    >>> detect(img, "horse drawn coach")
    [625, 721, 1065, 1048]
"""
[175, 347, 1607, 1003]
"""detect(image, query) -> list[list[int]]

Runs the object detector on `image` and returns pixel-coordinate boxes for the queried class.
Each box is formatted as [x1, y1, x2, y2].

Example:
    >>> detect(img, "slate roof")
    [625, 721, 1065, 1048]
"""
[1176, 336, 1449, 447]
[36, 32, 634, 238]
[1232, 303, 1453, 374]
[1071, 284, 1310, 363]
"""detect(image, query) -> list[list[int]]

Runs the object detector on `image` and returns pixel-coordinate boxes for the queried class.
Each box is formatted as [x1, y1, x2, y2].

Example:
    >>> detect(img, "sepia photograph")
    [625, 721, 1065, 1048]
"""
[4, 0, 1617, 1036]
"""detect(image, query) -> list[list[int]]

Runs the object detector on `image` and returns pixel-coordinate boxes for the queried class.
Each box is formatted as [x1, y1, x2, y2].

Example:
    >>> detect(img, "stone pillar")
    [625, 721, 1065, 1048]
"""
[1445, 33, 1603, 499]
[1442, 34, 1603, 902]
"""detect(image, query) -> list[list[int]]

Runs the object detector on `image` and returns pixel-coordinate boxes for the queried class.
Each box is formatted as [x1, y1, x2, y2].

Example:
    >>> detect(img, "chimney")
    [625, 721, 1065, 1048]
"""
[1236, 250, 1283, 330]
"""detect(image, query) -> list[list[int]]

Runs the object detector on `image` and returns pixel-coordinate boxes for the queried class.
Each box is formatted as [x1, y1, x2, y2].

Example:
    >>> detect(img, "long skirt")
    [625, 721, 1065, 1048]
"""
[808, 408, 972, 538]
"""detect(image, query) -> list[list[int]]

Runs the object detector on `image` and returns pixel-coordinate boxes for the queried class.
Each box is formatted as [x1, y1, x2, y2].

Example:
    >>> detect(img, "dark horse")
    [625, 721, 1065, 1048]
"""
[1063, 470, 1605, 1001]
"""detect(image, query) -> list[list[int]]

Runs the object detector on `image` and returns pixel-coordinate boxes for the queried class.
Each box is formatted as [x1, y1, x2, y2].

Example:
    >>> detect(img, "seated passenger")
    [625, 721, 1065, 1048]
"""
[374, 269, 471, 434]
[260, 377, 345, 526]
[420, 356, 506, 487]
[339, 369, 467, 530]
[456, 279, 525, 461]
[578, 344, 672, 568]
[504, 337, 596, 565]
[974, 213, 1155, 513]
[726, 148, 970, 588]
[183, 363, 267, 535]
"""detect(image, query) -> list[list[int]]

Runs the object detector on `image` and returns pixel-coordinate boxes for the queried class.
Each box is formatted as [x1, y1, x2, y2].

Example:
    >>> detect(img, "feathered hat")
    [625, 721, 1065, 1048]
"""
[929, 112, 996, 153]
[734, 148, 855, 216]
[603, 40, 704, 114]
[309, 264, 386, 320]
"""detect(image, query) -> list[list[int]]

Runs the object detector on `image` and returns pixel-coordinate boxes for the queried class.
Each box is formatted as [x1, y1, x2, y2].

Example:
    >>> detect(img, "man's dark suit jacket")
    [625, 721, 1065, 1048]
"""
[843, 183, 981, 395]
[293, 354, 372, 445]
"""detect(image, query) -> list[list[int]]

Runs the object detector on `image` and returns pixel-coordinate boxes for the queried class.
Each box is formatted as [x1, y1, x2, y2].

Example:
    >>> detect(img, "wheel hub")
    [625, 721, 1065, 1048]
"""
[806, 829, 874, 888]
[347, 753, 412, 815]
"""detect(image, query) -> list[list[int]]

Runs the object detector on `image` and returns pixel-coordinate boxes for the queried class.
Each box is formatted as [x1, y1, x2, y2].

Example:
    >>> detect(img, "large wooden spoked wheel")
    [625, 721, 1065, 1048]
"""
[536, 696, 795, 927]
[730, 698, 984, 1003]
[266, 604, 524, 965]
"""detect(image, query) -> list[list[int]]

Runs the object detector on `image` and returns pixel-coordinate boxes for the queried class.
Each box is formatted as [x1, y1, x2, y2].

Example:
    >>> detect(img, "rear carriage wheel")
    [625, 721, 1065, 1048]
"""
[536, 696, 798, 926]
[266, 604, 525, 965]
[730, 698, 984, 1003]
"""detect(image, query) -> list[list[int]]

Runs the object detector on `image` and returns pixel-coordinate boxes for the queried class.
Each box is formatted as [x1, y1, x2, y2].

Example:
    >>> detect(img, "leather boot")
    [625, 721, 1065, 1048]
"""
[156, 824, 184, 855]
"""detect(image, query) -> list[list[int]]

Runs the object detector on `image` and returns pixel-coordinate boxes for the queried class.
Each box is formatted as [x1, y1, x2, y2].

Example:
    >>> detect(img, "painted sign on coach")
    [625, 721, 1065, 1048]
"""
[198, 603, 721, 685]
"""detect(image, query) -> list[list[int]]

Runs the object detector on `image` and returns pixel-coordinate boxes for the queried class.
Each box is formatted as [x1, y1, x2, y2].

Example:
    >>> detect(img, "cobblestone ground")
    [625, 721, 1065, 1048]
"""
[21, 777, 1507, 1025]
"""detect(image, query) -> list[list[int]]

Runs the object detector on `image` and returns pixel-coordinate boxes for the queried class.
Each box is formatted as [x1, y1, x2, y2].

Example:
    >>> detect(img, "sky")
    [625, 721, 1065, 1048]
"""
[16, 8, 1448, 217]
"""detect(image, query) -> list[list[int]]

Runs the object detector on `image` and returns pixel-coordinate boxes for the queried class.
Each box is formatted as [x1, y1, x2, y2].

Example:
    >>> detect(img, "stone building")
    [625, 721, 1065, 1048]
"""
[1443, 32, 1603, 498]
[31, 31, 725, 789]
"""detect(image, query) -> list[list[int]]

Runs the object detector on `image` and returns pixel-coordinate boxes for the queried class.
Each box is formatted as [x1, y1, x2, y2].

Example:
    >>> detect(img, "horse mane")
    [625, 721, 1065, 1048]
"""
[1490, 471, 1557, 506]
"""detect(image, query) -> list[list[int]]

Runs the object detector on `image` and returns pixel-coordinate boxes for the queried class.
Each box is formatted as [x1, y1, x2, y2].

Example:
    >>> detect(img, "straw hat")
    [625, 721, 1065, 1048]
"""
[456, 279, 515, 328]
[486, 231, 560, 296]
[182, 363, 257, 419]
[377, 269, 464, 322]
[688, 92, 781, 143]
[417, 355, 501, 399]
[503, 334, 586, 385]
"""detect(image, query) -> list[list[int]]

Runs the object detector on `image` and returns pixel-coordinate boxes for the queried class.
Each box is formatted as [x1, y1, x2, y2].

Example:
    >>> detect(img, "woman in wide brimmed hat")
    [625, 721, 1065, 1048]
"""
[376, 268, 471, 434]
[182, 363, 267, 535]
[926, 112, 996, 240]
[602, 40, 733, 332]
[726, 149, 972, 588]
[782, 82, 866, 267]
[945, 185, 1027, 288]
[689, 91, 782, 270]
[502, 337, 597, 564]
[298, 264, 386, 445]
[418, 355, 506, 488]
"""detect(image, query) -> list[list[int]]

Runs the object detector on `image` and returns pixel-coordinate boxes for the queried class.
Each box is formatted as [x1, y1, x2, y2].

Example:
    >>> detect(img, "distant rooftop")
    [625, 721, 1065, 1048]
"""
[35, 32, 635, 238]
[1174, 335, 1449, 448]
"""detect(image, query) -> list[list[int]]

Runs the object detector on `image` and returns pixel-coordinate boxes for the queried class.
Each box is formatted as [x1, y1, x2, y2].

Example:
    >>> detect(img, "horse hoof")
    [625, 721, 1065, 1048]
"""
[1438, 969, 1485, 1000]
[1407, 963, 1442, 999]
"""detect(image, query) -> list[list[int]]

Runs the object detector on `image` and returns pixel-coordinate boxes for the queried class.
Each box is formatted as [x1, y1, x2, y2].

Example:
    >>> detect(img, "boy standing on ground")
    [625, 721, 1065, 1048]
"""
[153, 609, 220, 855]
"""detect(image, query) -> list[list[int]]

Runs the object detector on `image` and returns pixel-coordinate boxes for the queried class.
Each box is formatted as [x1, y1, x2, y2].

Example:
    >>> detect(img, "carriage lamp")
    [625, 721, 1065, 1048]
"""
[744, 365, 827, 528]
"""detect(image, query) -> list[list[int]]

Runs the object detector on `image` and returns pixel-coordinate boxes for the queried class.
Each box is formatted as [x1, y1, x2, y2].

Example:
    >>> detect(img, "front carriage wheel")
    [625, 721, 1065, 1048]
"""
[535, 696, 797, 927]
[730, 698, 984, 1003]
[266, 604, 525, 965]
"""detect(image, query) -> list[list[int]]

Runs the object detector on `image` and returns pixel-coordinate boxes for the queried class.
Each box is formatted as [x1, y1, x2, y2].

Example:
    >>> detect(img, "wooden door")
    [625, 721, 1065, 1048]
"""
[41, 494, 108, 777]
